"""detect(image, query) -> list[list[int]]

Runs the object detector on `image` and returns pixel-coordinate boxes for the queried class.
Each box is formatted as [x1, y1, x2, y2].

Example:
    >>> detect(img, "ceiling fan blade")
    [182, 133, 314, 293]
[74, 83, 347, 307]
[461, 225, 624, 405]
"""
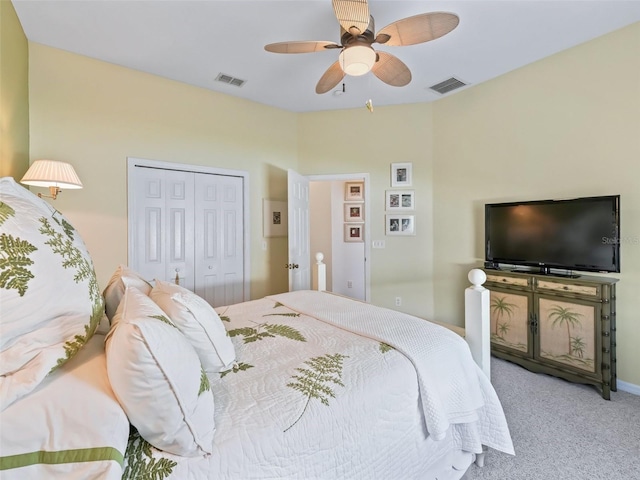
[371, 52, 411, 87]
[376, 12, 459, 46]
[265, 41, 340, 54]
[332, 0, 370, 36]
[316, 61, 346, 94]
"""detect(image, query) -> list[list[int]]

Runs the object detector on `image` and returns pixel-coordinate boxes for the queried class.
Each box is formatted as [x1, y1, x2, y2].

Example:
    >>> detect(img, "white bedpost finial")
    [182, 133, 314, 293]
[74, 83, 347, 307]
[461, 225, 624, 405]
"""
[468, 269, 487, 290]
[313, 252, 327, 292]
[465, 269, 491, 380]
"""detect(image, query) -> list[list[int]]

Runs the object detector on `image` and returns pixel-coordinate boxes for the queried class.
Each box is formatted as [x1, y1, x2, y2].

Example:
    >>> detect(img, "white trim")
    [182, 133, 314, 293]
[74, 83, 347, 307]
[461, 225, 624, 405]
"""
[307, 173, 371, 303]
[126, 157, 251, 302]
[617, 380, 640, 396]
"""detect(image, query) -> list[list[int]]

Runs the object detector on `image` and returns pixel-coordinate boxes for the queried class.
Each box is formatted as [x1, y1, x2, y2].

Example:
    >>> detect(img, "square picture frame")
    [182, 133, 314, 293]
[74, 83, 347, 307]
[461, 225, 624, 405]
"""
[385, 214, 415, 236]
[345, 182, 364, 201]
[391, 162, 412, 187]
[344, 223, 364, 243]
[344, 203, 364, 222]
[385, 190, 415, 211]
[262, 199, 288, 237]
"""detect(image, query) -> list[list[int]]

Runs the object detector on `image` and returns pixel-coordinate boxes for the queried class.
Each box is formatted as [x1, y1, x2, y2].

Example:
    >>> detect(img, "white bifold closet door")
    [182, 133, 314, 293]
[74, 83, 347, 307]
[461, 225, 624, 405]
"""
[130, 165, 244, 307]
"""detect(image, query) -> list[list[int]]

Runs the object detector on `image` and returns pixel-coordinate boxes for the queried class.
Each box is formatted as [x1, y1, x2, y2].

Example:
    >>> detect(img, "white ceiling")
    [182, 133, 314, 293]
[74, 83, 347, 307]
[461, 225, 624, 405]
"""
[12, 0, 640, 113]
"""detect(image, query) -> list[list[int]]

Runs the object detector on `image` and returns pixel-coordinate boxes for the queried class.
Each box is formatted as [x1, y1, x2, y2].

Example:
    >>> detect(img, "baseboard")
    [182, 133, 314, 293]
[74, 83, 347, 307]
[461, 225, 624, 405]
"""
[617, 380, 640, 396]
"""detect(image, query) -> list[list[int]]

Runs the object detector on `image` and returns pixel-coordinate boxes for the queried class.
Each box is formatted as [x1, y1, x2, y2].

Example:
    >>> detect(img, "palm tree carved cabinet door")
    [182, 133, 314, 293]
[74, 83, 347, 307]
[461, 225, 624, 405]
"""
[536, 296, 601, 378]
[484, 270, 617, 400]
[489, 289, 532, 358]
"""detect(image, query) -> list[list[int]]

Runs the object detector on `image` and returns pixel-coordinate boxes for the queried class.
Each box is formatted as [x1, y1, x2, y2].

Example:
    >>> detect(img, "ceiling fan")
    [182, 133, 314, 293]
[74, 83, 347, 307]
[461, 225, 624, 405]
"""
[264, 0, 459, 94]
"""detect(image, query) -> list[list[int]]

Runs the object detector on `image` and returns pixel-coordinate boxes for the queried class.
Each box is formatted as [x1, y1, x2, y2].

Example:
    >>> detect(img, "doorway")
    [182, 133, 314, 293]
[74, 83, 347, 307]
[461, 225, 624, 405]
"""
[308, 173, 370, 302]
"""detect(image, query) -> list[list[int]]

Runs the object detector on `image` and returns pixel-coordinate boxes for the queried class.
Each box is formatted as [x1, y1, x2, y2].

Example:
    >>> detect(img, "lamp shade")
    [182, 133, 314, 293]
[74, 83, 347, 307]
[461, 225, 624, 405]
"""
[20, 160, 83, 189]
[339, 45, 376, 76]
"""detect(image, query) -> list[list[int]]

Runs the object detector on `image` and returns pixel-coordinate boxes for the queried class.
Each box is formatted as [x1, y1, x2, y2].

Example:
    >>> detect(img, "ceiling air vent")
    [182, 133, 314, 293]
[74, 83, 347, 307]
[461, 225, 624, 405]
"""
[429, 77, 467, 95]
[215, 73, 247, 88]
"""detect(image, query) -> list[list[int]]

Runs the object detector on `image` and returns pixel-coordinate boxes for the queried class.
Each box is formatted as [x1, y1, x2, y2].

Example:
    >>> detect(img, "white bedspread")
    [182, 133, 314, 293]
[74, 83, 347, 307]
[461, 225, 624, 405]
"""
[269, 290, 514, 453]
[130, 292, 513, 479]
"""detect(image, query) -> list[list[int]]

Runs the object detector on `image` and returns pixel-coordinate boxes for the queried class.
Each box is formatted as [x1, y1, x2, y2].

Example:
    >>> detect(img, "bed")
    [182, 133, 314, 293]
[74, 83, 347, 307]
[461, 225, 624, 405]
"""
[0, 176, 514, 479]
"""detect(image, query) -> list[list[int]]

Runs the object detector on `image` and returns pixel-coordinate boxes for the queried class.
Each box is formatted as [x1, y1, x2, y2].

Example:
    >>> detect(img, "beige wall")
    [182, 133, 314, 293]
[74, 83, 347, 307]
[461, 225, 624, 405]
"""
[28, 43, 298, 297]
[298, 105, 435, 317]
[0, 0, 29, 177]
[432, 23, 640, 386]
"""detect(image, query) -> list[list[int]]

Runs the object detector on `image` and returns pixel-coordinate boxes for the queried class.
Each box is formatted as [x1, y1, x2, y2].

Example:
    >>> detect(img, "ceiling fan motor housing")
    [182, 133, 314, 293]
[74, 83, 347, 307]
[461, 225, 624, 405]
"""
[340, 15, 375, 46]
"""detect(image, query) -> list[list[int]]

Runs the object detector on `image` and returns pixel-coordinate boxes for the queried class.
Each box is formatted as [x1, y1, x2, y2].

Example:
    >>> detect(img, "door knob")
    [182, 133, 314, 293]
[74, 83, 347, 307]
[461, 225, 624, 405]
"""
[285, 263, 300, 270]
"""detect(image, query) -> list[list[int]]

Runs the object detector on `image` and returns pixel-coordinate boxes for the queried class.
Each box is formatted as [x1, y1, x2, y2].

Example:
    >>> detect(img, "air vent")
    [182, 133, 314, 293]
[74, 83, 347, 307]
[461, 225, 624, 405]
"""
[215, 73, 247, 88]
[429, 77, 467, 95]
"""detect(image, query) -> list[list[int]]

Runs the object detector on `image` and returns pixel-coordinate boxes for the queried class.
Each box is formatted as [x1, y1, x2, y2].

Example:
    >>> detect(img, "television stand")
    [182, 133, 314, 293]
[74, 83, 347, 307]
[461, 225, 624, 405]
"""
[484, 269, 618, 399]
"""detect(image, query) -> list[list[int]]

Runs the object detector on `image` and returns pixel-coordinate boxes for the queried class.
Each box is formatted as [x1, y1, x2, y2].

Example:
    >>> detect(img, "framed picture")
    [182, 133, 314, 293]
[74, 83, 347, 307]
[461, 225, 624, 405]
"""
[345, 182, 364, 201]
[344, 223, 364, 242]
[386, 214, 415, 236]
[344, 203, 364, 222]
[391, 162, 412, 187]
[385, 190, 415, 211]
[262, 199, 287, 237]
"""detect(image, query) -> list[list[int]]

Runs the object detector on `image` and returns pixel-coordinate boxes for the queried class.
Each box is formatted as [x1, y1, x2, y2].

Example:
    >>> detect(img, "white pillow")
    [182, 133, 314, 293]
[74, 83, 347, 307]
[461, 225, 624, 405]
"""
[103, 265, 152, 321]
[0, 177, 103, 411]
[105, 286, 214, 457]
[150, 280, 236, 375]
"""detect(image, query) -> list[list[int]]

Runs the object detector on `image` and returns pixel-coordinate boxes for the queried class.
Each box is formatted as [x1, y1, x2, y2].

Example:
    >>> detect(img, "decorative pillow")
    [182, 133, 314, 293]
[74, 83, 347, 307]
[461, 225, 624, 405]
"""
[0, 177, 103, 411]
[105, 286, 214, 457]
[103, 265, 152, 321]
[150, 280, 236, 375]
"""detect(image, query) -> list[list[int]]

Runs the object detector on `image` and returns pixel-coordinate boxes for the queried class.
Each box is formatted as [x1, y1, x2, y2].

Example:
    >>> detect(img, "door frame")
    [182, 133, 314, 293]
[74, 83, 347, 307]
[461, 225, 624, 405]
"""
[126, 157, 251, 301]
[307, 173, 371, 302]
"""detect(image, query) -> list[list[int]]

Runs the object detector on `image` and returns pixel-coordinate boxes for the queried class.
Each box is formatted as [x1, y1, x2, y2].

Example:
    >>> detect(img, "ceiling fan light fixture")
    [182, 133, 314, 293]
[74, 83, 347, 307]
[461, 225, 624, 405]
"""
[339, 45, 376, 76]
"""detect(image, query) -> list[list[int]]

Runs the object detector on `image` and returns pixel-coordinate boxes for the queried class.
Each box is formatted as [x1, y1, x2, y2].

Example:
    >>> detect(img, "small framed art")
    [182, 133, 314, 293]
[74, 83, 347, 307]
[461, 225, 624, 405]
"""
[263, 199, 288, 237]
[345, 182, 364, 201]
[385, 190, 415, 211]
[344, 203, 364, 222]
[344, 223, 364, 242]
[391, 162, 412, 187]
[386, 214, 415, 236]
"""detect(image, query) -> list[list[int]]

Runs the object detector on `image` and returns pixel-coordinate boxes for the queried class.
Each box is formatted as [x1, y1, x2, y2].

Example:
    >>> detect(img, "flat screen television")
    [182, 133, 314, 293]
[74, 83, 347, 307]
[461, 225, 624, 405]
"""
[485, 195, 620, 274]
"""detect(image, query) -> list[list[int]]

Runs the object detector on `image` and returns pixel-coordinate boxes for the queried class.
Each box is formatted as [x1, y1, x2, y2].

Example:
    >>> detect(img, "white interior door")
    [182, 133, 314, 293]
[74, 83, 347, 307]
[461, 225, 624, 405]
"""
[128, 158, 249, 306]
[194, 172, 244, 306]
[287, 169, 310, 291]
[130, 166, 195, 289]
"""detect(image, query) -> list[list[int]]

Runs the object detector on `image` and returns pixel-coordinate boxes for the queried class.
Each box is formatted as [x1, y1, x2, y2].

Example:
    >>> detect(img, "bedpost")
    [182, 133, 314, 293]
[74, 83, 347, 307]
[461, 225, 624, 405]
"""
[465, 269, 491, 379]
[313, 252, 326, 291]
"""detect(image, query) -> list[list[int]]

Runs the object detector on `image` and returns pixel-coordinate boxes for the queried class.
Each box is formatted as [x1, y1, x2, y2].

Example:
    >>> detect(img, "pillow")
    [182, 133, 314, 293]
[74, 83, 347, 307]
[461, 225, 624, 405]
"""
[150, 280, 236, 375]
[105, 286, 214, 457]
[103, 265, 152, 321]
[0, 177, 103, 411]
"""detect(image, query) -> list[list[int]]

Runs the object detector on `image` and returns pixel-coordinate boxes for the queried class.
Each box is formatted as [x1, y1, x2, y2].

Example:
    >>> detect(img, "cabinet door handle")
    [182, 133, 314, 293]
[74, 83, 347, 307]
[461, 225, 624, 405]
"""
[528, 312, 538, 335]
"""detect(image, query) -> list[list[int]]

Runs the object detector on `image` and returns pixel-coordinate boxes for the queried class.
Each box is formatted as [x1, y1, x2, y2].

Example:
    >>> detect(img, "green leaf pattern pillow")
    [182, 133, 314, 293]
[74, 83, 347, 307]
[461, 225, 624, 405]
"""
[0, 177, 103, 410]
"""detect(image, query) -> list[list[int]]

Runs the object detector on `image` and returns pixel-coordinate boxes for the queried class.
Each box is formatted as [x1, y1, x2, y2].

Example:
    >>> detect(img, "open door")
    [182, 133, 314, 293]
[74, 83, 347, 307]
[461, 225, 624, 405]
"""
[287, 169, 310, 291]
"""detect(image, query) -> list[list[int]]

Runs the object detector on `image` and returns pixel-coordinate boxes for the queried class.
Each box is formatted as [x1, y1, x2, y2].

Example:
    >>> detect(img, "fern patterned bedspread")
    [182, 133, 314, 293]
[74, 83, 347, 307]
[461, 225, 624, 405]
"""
[125, 291, 513, 479]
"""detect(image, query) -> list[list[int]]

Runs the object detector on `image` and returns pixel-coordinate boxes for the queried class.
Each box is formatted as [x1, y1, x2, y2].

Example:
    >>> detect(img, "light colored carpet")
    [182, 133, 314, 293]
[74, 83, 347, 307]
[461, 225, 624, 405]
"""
[464, 357, 640, 480]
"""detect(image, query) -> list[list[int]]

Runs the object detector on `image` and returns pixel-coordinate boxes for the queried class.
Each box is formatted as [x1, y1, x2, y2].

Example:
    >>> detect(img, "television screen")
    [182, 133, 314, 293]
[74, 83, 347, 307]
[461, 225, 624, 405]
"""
[485, 195, 620, 273]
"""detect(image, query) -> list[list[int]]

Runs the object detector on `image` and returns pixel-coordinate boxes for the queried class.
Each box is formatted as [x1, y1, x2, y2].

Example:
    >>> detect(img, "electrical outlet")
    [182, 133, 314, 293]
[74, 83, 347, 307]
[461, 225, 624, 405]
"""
[261, 240, 267, 250]
[395, 297, 401, 306]
[347, 280, 353, 289]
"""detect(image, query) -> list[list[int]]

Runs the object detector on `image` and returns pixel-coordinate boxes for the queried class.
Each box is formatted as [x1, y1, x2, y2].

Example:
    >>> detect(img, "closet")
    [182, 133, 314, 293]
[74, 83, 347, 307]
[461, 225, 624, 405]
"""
[128, 158, 248, 307]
